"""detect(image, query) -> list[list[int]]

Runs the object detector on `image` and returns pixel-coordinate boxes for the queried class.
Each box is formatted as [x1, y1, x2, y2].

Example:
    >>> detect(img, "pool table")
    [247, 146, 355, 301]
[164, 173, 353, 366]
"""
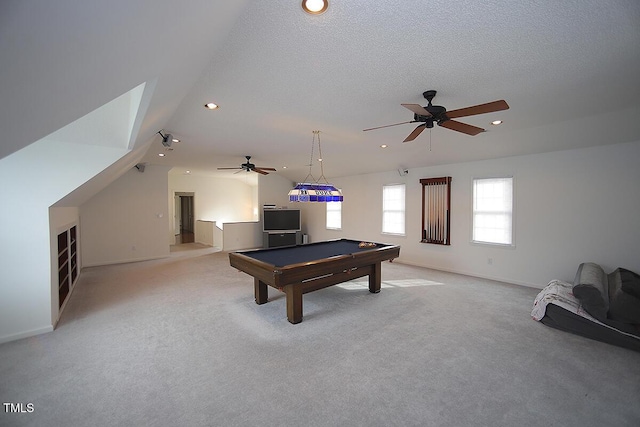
[228, 238, 400, 324]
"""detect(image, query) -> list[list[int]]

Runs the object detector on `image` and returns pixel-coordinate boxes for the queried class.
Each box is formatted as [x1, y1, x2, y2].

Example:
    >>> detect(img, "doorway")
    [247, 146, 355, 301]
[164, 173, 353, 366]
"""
[174, 192, 195, 244]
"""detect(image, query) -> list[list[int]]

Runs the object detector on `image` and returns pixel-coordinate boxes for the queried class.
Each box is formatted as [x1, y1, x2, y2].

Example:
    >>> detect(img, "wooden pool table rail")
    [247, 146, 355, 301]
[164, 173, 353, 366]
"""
[229, 242, 400, 323]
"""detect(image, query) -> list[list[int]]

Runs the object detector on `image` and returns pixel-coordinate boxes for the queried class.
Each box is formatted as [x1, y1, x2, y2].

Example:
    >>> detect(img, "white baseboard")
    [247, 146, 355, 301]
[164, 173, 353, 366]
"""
[82, 254, 169, 268]
[392, 259, 543, 289]
[0, 325, 54, 344]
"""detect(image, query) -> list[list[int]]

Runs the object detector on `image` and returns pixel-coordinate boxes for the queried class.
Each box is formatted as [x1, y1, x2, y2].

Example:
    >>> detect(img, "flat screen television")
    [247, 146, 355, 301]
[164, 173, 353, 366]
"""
[263, 209, 301, 232]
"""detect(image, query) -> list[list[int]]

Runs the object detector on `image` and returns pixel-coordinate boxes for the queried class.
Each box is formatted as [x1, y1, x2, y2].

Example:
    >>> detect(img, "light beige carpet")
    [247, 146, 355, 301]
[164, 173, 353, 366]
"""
[1, 246, 639, 426]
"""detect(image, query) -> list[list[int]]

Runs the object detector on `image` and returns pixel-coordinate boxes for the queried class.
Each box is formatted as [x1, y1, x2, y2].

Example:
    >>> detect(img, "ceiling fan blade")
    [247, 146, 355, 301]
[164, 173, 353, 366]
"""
[401, 104, 432, 117]
[445, 100, 509, 119]
[363, 121, 414, 132]
[252, 168, 269, 175]
[403, 124, 426, 142]
[255, 167, 276, 171]
[217, 167, 242, 170]
[439, 120, 485, 136]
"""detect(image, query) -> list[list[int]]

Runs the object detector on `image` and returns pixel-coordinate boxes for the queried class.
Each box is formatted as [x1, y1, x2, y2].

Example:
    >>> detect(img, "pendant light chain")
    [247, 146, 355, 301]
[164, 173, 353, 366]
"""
[316, 130, 327, 182]
[309, 131, 315, 174]
[301, 130, 317, 184]
[287, 129, 343, 202]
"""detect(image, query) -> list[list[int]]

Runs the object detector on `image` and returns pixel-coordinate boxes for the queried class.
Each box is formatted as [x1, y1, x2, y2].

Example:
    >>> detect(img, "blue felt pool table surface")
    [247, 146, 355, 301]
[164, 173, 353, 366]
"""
[239, 239, 392, 267]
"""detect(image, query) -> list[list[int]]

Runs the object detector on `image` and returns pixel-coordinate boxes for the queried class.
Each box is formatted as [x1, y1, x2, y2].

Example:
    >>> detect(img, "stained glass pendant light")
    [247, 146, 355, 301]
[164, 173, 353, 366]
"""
[288, 131, 343, 202]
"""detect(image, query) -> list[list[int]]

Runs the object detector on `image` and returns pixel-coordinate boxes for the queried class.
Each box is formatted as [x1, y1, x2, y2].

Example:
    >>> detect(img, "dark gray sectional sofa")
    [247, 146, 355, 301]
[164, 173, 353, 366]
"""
[533, 262, 640, 352]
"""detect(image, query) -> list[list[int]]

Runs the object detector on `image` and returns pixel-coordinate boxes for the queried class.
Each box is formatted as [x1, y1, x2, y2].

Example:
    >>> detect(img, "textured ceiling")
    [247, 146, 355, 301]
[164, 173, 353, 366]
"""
[3, 0, 640, 183]
[153, 0, 640, 181]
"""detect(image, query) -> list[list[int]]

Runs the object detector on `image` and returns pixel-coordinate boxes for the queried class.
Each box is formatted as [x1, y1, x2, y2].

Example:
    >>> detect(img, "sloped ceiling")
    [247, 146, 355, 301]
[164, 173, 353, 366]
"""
[44, 83, 146, 150]
[0, 0, 249, 159]
[2, 0, 640, 184]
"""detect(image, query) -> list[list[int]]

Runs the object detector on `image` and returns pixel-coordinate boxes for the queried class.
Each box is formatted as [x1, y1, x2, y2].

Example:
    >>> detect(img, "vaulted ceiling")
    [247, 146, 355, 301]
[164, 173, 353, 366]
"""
[3, 0, 640, 183]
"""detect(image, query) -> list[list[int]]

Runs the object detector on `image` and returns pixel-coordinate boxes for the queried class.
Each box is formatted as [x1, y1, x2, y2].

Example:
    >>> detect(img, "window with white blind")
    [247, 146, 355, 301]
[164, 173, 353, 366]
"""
[472, 177, 514, 246]
[326, 201, 342, 230]
[382, 184, 406, 235]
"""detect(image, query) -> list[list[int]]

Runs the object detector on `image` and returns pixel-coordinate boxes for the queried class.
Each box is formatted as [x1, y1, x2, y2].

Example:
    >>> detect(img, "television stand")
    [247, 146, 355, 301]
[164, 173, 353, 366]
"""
[263, 231, 301, 248]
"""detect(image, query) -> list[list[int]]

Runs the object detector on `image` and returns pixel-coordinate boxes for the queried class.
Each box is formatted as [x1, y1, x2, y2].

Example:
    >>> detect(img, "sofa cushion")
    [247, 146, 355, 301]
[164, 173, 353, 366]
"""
[619, 268, 640, 299]
[607, 268, 640, 324]
[572, 262, 608, 321]
[609, 291, 640, 324]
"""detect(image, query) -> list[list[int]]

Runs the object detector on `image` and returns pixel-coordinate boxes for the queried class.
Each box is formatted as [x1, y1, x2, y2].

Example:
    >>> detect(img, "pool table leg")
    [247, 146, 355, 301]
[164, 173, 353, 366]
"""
[285, 285, 303, 324]
[254, 279, 268, 304]
[369, 262, 382, 293]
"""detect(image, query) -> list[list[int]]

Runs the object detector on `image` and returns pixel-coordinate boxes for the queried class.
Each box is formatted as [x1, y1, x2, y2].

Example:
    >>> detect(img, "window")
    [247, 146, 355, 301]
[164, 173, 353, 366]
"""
[382, 184, 405, 235]
[472, 177, 514, 245]
[326, 201, 342, 230]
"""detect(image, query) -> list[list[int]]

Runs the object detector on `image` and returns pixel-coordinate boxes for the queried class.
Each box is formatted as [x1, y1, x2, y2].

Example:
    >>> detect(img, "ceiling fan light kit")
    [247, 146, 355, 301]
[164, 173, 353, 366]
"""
[288, 130, 343, 203]
[364, 90, 509, 142]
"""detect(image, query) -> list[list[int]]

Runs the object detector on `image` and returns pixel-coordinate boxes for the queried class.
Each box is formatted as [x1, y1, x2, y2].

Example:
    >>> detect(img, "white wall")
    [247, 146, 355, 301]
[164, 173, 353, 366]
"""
[79, 170, 289, 266]
[195, 220, 217, 246]
[302, 141, 640, 288]
[222, 222, 263, 251]
[169, 173, 258, 240]
[167, 172, 293, 249]
[258, 173, 295, 209]
[0, 139, 129, 343]
[80, 165, 172, 266]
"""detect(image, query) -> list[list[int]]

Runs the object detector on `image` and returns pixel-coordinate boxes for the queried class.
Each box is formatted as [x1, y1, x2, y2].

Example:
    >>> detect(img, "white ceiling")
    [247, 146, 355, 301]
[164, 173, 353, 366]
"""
[3, 1, 640, 183]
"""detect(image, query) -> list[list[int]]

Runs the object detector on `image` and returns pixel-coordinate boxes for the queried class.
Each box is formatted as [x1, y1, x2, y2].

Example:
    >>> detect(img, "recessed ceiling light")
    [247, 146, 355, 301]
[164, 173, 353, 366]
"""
[302, 0, 328, 15]
[158, 153, 165, 157]
[380, 144, 388, 148]
[204, 102, 219, 110]
[283, 166, 287, 169]
[172, 138, 180, 143]
[491, 120, 503, 125]
[185, 170, 191, 174]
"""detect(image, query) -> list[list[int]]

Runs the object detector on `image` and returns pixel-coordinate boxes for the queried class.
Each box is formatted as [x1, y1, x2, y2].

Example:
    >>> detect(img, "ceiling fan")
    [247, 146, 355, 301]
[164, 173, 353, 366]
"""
[364, 90, 509, 142]
[217, 155, 277, 175]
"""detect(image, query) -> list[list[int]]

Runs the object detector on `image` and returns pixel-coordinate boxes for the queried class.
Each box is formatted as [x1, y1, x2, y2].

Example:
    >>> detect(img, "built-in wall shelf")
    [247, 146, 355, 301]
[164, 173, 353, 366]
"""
[57, 225, 78, 311]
